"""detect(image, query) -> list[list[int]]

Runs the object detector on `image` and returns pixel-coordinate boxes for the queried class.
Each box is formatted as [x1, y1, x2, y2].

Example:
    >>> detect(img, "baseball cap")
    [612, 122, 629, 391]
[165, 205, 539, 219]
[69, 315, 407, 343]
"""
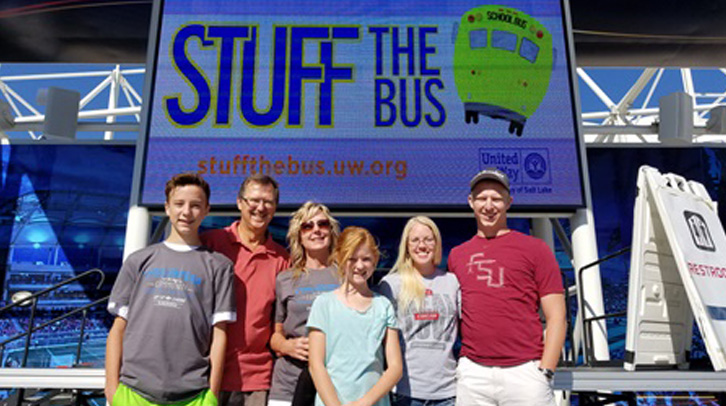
[470, 168, 510, 192]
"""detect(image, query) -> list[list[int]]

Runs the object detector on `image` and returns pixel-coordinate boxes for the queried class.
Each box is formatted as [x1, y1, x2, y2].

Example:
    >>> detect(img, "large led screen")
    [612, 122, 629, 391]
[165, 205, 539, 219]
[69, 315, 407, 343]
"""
[138, 0, 585, 209]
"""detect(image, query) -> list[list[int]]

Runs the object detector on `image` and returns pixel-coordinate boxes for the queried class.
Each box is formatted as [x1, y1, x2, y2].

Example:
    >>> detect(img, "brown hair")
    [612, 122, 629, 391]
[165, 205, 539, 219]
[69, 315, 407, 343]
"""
[165, 173, 210, 204]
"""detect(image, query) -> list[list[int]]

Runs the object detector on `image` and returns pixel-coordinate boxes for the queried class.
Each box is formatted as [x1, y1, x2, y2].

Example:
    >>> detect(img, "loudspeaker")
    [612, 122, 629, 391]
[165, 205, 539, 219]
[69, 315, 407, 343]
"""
[706, 106, 726, 134]
[658, 92, 693, 145]
[40, 87, 80, 139]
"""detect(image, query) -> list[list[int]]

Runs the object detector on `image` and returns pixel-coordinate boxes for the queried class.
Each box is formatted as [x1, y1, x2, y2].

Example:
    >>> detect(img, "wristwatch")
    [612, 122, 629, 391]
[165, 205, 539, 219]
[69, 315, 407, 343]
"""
[538, 367, 555, 380]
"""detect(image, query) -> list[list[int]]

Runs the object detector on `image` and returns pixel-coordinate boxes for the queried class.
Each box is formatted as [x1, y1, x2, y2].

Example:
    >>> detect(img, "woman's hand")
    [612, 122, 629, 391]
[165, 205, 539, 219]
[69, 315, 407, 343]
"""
[282, 336, 309, 361]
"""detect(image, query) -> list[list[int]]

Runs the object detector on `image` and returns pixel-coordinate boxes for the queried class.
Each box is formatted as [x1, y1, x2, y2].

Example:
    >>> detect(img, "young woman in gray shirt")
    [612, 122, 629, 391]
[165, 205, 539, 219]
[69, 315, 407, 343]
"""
[378, 216, 460, 406]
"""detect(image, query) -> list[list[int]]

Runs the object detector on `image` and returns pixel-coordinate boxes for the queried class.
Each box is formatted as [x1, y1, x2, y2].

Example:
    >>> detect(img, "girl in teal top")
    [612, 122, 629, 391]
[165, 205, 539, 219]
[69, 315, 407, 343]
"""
[307, 226, 402, 406]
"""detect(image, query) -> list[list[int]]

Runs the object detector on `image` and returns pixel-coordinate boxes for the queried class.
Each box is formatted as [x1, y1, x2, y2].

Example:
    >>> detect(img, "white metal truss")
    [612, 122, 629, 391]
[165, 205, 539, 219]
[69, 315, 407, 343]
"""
[2, 65, 726, 143]
[0, 64, 143, 140]
[579, 67, 726, 143]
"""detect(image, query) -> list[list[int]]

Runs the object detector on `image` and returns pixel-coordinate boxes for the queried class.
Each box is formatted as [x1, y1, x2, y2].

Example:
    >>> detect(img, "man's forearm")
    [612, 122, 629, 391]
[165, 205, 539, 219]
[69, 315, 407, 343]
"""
[540, 293, 567, 370]
[540, 318, 566, 370]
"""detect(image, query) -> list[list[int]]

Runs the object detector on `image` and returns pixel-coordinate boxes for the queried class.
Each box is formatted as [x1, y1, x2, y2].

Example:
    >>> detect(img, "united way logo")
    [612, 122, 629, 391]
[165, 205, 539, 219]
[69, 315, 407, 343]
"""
[684, 211, 715, 252]
[524, 152, 547, 180]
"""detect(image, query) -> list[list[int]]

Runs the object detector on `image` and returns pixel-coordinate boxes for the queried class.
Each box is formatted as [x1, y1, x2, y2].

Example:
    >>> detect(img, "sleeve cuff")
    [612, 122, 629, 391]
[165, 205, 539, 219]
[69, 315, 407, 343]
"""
[306, 323, 324, 333]
[107, 302, 129, 319]
[212, 311, 236, 325]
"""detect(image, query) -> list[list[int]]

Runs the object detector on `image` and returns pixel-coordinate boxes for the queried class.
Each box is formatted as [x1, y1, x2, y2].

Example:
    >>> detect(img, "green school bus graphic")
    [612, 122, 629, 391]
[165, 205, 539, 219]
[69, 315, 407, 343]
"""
[454, 5, 554, 136]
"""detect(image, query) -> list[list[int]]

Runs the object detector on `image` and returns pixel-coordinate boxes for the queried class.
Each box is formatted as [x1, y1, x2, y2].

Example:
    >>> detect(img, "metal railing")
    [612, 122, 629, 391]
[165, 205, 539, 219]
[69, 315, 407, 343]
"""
[0, 268, 108, 368]
[0, 268, 108, 406]
[576, 247, 631, 366]
[0, 268, 108, 367]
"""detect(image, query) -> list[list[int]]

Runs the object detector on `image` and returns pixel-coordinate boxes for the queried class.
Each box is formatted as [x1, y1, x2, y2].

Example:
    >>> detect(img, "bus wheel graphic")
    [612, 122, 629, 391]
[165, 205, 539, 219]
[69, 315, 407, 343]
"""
[508, 121, 524, 137]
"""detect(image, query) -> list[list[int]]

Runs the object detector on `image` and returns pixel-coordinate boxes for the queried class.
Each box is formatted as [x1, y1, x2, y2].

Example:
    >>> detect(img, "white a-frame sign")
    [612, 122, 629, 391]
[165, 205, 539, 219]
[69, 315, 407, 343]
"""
[625, 166, 726, 371]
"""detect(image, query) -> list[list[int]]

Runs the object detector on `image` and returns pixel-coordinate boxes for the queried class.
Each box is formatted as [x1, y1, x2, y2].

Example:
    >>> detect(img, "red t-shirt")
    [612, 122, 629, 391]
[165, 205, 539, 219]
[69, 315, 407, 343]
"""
[201, 221, 289, 392]
[448, 231, 563, 367]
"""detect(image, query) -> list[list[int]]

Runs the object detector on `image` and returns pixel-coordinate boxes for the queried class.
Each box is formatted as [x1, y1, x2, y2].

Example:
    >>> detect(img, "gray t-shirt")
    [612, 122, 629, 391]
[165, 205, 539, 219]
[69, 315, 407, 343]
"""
[378, 270, 460, 399]
[108, 242, 236, 403]
[269, 266, 339, 401]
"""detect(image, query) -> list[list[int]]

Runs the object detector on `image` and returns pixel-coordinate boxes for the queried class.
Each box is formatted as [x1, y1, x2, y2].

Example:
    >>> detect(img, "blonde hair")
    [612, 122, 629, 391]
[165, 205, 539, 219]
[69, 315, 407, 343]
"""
[388, 216, 443, 312]
[333, 226, 380, 282]
[287, 201, 341, 278]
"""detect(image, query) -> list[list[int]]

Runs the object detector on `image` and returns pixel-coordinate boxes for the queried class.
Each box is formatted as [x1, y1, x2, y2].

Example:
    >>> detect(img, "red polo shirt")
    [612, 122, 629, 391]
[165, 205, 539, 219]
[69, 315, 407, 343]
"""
[201, 221, 289, 392]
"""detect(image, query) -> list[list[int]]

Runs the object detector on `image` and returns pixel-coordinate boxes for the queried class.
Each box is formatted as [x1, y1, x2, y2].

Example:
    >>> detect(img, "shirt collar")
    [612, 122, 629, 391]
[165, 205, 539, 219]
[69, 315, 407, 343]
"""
[227, 220, 276, 253]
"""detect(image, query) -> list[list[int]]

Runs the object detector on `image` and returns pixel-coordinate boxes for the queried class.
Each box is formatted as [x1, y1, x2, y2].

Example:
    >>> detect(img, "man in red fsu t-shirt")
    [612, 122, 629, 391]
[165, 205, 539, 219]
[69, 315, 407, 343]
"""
[448, 168, 566, 406]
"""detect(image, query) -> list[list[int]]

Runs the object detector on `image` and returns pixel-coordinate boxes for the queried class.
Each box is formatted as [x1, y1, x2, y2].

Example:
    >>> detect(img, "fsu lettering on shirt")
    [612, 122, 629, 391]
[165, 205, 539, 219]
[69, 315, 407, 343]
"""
[448, 231, 563, 367]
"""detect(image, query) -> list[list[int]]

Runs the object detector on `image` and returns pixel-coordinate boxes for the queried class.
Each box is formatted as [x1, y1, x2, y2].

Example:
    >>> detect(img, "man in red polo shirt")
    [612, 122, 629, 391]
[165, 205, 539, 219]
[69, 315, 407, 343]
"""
[202, 174, 289, 406]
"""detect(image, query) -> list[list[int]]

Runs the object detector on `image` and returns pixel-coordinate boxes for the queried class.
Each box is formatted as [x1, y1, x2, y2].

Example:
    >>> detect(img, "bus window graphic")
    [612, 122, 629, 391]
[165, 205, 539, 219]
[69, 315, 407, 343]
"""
[453, 6, 554, 136]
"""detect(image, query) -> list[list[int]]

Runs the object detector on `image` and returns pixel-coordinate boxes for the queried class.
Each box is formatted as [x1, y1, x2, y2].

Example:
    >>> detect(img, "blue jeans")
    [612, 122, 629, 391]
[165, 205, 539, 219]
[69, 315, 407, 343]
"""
[391, 394, 456, 406]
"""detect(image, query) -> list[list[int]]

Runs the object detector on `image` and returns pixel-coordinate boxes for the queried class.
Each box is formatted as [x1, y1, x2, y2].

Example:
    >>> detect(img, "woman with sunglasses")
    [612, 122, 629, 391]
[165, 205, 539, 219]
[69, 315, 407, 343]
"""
[378, 217, 460, 406]
[269, 202, 341, 406]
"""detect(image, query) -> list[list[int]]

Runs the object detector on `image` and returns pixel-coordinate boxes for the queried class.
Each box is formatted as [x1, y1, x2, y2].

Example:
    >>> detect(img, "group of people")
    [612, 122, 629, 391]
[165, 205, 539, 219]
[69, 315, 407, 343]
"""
[104, 168, 566, 406]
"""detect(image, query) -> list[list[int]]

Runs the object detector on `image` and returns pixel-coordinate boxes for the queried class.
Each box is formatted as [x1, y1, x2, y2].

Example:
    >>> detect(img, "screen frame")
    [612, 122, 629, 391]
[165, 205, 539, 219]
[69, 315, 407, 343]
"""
[131, 0, 588, 214]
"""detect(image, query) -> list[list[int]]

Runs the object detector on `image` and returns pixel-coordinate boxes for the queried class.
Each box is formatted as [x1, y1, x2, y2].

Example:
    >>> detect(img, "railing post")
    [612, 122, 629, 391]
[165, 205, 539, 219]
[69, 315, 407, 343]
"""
[20, 297, 37, 368]
[14, 297, 37, 406]
[75, 309, 88, 366]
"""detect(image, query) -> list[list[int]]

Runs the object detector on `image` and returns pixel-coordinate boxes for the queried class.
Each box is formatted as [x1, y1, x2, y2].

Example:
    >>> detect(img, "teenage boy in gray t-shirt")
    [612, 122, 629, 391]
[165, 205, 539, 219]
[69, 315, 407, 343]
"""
[105, 173, 236, 406]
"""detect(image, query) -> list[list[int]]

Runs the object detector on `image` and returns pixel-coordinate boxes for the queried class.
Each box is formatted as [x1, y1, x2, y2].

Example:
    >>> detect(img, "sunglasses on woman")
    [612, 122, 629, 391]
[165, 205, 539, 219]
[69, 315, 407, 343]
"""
[301, 219, 331, 232]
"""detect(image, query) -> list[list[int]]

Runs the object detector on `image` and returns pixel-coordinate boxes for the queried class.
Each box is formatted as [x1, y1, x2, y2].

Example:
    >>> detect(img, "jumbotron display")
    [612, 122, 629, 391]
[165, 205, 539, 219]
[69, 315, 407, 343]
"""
[137, 0, 585, 209]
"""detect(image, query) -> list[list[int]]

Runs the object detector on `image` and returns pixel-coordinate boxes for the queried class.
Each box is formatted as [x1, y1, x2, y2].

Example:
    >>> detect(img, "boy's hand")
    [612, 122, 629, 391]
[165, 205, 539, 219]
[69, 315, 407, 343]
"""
[104, 382, 118, 405]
